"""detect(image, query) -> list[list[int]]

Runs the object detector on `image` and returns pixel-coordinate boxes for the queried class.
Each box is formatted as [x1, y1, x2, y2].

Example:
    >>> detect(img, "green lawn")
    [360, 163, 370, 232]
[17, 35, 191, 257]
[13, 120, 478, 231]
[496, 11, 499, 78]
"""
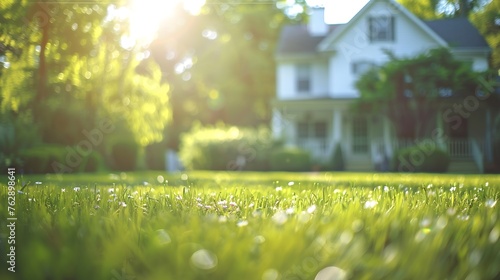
[1, 171, 499, 280]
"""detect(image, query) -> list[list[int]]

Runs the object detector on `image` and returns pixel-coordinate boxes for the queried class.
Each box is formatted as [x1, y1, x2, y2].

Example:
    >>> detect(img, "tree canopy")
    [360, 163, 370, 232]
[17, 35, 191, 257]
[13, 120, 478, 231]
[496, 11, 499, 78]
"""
[355, 48, 488, 139]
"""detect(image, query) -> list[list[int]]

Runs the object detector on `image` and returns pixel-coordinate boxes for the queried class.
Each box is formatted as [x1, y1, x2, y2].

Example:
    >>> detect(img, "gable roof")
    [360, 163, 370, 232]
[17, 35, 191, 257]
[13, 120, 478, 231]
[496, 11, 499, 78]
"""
[276, 24, 342, 55]
[424, 18, 490, 50]
[317, 0, 448, 51]
[276, 0, 490, 56]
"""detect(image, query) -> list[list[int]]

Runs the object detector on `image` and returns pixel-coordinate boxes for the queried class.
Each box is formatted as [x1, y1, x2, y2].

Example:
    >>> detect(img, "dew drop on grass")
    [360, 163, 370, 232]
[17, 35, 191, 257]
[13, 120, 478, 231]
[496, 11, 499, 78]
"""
[297, 211, 311, 224]
[237, 220, 249, 227]
[314, 266, 347, 280]
[489, 227, 499, 243]
[262, 268, 279, 280]
[272, 211, 288, 225]
[254, 235, 266, 244]
[485, 199, 497, 208]
[191, 249, 218, 270]
[364, 200, 378, 209]
[307, 205, 317, 214]
[157, 175, 165, 184]
[339, 231, 353, 245]
[383, 245, 398, 263]
[156, 229, 171, 245]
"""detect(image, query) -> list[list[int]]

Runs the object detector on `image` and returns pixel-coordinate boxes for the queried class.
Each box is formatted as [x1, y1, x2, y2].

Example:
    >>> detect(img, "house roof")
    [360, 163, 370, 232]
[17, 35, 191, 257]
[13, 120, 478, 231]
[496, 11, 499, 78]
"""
[276, 11, 490, 56]
[276, 25, 342, 55]
[424, 18, 490, 49]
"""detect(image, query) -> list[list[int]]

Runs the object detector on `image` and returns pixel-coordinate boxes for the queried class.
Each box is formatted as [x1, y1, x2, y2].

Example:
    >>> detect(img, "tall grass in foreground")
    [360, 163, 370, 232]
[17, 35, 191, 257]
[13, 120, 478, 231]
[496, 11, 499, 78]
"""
[0, 172, 499, 280]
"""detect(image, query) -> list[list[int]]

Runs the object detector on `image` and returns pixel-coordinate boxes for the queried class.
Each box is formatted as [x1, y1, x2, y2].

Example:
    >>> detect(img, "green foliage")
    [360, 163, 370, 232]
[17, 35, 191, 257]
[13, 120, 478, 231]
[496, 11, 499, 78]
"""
[392, 145, 451, 173]
[0, 172, 499, 280]
[179, 124, 277, 171]
[356, 48, 481, 139]
[330, 143, 345, 171]
[470, 0, 500, 72]
[19, 145, 104, 174]
[270, 147, 311, 172]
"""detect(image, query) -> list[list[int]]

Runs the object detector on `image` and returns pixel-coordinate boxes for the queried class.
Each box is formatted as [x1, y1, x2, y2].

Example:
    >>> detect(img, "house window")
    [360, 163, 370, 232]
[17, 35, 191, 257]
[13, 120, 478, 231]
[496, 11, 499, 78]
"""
[297, 121, 327, 140]
[369, 16, 394, 42]
[297, 120, 328, 150]
[352, 61, 376, 75]
[296, 64, 311, 93]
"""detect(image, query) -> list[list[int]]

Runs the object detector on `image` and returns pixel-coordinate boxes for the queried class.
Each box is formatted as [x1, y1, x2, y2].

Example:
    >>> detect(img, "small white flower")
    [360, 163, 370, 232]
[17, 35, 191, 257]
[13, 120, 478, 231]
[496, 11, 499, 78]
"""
[108, 188, 114, 193]
[61, 188, 66, 193]
[276, 187, 283, 192]
[73, 187, 80, 192]
[237, 220, 248, 227]
[35, 181, 42, 185]
[307, 205, 317, 214]
[229, 201, 238, 207]
[364, 200, 378, 209]
[118, 201, 127, 208]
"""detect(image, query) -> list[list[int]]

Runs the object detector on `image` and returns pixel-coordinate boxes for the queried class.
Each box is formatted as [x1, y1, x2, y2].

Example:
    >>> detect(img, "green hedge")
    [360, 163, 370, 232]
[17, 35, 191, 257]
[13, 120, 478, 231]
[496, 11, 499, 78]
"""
[392, 144, 450, 173]
[270, 147, 311, 172]
[20, 145, 105, 174]
[179, 125, 278, 171]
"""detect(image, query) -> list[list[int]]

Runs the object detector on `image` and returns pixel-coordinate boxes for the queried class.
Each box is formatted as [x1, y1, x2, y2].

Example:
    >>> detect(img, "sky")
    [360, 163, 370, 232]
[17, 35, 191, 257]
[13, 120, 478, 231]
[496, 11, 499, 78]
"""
[323, 0, 370, 24]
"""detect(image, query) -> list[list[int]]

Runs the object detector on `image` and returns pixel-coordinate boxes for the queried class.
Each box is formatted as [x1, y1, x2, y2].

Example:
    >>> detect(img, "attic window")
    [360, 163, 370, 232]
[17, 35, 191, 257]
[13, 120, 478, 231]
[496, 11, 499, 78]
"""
[369, 16, 395, 42]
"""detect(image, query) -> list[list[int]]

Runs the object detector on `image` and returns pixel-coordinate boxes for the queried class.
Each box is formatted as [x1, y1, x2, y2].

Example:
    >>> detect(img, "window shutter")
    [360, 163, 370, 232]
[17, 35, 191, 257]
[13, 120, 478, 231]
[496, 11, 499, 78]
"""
[390, 16, 395, 41]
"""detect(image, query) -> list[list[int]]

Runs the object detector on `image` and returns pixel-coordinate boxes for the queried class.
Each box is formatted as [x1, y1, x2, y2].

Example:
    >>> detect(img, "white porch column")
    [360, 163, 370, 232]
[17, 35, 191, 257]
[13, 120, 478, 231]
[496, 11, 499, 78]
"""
[272, 108, 283, 139]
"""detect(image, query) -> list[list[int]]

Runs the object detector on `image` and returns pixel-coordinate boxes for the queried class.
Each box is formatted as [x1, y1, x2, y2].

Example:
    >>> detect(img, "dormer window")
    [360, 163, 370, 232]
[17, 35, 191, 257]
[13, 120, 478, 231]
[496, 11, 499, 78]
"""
[296, 64, 311, 93]
[369, 16, 395, 42]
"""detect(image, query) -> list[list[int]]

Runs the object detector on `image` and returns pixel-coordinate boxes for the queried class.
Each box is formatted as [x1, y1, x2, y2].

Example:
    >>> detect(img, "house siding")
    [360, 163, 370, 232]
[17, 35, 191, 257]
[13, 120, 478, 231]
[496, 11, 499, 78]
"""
[328, 0, 442, 97]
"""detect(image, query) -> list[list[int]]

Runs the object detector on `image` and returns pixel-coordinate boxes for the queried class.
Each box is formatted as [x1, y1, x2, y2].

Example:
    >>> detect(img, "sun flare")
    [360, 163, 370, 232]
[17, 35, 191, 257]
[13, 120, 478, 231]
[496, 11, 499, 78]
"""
[127, 0, 206, 45]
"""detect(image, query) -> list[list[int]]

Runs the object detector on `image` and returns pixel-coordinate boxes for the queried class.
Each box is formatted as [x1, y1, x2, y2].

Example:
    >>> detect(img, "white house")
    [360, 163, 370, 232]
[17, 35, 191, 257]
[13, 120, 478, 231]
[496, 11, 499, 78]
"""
[272, 0, 495, 172]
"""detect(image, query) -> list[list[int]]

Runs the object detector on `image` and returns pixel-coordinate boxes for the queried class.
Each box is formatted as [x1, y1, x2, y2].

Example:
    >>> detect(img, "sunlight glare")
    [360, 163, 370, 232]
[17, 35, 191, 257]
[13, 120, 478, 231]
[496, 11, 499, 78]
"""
[127, 0, 206, 45]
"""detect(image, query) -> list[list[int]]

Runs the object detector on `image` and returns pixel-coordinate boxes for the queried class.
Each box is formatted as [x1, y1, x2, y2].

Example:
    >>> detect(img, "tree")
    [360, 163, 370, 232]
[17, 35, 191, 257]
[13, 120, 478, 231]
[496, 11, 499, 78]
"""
[0, 0, 171, 170]
[397, 0, 441, 19]
[149, 0, 304, 149]
[397, 0, 489, 19]
[470, 0, 500, 72]
[355, 48, 482, 139]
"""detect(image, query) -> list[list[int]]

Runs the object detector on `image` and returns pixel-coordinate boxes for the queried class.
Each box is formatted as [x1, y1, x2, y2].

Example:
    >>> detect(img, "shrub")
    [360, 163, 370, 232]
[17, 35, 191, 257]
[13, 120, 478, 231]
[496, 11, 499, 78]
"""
[330, 143, 345, 171]
[111, 141, 139, 171]
[270, 147, 311, 172]
[392, 144, 450, 173]
[20, 145, 106, 174]
[179, 124, 278, 171]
